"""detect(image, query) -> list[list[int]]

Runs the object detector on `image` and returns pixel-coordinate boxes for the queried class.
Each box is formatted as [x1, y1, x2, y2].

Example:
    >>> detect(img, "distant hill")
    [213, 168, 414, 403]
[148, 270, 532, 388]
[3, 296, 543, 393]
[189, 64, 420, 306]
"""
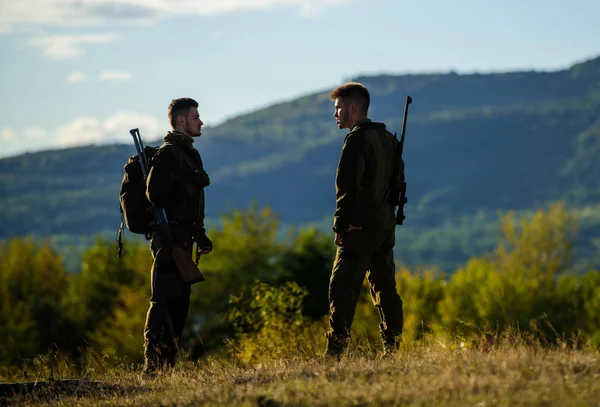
[2, 55, 600, 271]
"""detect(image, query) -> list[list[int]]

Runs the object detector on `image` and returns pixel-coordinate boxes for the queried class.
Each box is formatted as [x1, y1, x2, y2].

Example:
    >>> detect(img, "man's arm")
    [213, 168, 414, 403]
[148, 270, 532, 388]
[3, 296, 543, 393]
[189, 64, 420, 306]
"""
[146, 146, 178, 208]
[333, 131, 367, 233]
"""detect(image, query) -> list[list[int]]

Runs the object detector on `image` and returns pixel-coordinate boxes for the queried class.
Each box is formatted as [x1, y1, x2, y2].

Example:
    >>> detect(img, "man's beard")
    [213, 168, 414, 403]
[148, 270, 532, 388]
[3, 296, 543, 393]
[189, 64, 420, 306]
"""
[338, 112, 349, 129]
[186, 123, 201, 137]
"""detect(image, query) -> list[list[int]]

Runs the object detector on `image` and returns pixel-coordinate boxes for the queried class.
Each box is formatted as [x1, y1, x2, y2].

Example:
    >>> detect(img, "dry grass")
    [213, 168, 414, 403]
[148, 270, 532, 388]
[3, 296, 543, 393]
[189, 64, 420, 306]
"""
[2, 341, 599, 407]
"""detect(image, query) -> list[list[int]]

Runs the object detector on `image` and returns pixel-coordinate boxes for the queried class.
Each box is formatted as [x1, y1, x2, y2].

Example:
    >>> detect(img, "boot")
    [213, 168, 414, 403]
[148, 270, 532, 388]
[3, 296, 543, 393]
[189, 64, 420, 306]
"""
[381, 331, 402, 358]
[381, 340, 400, 358]
[322, 333, 349, 360]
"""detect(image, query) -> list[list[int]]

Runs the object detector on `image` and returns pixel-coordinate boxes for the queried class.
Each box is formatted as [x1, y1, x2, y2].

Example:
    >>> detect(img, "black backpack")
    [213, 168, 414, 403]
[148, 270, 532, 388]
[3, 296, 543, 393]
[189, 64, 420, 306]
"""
[115, 141, 200, 256]
[116, 144, 166, 257]
[119, 144, 160, 236]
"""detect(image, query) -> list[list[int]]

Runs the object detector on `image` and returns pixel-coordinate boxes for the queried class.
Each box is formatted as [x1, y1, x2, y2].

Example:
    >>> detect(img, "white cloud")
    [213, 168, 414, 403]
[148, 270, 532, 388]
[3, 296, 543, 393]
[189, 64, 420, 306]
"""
[67, 70, 132, 83]
[103, 112, 160, 139]
[2, 127, 50, 144]
[24, 127, 48, 139]
[0, 0, 354, 32]
[67, 71, 88, 83]
[56, 112, 161, 147]
[57, 117, 103, 146]
[0, 128, 16, 143]
[1, 114, 159, 149]
[1, 114, 161, 154]
[0, 0, 158, 32]
[0, 22, 11, 35]
[7, 0, 354, 58]
[30, 33, 117, 60]
[99, 69, 132, 82]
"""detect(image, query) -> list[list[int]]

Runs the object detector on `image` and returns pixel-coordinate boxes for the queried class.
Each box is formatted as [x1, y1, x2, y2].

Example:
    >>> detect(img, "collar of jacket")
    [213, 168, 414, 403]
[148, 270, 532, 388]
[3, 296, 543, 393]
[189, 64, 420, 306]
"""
[164, 131, 194, 149]
[349, 119, 387, 132]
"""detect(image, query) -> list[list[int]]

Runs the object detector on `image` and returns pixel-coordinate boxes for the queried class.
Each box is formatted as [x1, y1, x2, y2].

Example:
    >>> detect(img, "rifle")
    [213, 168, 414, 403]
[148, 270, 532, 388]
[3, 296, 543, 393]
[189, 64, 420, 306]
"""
[130, 128, 206, 284]
[392, 96, 412, 225]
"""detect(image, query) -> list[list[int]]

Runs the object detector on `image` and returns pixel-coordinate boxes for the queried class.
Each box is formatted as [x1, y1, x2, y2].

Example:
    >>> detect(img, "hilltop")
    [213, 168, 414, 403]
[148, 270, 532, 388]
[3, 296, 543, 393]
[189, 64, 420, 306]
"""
[1, 55, 600, 270]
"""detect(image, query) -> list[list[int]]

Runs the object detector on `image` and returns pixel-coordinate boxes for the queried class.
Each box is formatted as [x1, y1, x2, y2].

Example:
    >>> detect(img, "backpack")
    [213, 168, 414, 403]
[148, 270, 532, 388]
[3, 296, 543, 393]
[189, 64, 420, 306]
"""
[118, 144, 160, 237]
[116, 144, 166, 258]
[115, 141, 196, 257]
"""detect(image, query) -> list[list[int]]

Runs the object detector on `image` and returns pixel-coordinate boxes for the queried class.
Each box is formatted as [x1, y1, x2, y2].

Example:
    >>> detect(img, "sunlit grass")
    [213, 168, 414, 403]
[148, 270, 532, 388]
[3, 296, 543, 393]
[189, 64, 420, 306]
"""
[2, 336, 599, 407]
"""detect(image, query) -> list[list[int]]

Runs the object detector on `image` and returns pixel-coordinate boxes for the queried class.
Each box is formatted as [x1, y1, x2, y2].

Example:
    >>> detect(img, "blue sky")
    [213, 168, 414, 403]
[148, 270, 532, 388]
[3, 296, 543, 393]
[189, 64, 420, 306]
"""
[0, 0, 598, 158]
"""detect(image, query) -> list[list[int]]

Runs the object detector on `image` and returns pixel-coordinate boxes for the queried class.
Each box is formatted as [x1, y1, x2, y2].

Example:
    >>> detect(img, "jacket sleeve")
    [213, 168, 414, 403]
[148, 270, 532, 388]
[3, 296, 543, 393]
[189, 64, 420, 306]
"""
[333, 131, 367, 233]
[146, 146, 178, 208]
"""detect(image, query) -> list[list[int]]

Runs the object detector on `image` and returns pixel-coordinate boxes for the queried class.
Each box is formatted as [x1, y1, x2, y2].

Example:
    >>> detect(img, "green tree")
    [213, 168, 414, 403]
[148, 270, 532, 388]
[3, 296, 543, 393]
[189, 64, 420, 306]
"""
[580, 270, 600, 346]
[188, 204, 286, 349]
[69, 238, 138, 339]
[438, 202, 585, 342]
[0, 238, 76, 365]
[276, 226, 336, 320]
[88, 241, 152, 362]
[396, 267, 446, 342]
[226, 280, 325, 363]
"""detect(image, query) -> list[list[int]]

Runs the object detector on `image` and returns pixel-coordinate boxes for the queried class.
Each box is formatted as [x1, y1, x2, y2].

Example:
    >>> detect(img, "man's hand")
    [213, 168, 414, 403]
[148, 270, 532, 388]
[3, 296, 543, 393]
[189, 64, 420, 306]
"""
[334, 233, 343, 246]
[198, 246, 212, 255]
[334, 225, 362, 246]
[196, 234, 213, 255]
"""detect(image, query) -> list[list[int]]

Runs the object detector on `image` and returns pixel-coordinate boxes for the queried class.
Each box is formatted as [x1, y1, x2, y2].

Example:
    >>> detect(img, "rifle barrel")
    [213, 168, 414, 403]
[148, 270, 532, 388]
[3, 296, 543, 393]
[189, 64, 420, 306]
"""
[129, 128, 168, 225]
[399, 96, 412, 148]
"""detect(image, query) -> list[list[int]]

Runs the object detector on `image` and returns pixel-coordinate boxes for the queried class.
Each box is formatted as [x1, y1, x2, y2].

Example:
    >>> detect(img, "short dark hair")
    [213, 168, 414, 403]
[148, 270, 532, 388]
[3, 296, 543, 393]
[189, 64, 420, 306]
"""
[168, 97, 199, 129]
[329, 82, 370, 114]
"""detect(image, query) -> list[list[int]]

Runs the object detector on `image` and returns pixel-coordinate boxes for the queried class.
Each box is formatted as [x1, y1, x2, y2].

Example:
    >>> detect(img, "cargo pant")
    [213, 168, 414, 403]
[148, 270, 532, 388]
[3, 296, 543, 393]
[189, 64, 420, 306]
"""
[325, 222, 404, 355]
[143, 224, 192, 373]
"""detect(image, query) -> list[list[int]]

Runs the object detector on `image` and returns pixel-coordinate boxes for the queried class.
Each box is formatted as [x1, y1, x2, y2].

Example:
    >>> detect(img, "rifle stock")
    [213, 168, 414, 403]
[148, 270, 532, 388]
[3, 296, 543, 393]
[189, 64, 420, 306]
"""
[393, 96, 412, 225]
[130, 128, 205, 285]
[173, 246, 205, 284]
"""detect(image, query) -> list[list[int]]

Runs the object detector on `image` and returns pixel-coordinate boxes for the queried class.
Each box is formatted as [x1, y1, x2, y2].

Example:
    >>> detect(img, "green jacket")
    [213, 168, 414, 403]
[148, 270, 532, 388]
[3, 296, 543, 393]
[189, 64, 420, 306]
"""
[333, 119, 398, 233]
[146, 131, 210, 234]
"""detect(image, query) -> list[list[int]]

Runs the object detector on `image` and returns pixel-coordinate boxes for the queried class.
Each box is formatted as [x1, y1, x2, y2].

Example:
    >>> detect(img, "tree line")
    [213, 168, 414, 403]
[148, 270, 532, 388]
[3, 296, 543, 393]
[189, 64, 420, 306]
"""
[1, 202, 599, 373]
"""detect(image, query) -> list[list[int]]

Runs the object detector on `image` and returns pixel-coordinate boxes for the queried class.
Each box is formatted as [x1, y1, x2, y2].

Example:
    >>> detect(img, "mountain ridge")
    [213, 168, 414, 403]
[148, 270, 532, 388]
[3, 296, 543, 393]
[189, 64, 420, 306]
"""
[2, 54, 600, 270]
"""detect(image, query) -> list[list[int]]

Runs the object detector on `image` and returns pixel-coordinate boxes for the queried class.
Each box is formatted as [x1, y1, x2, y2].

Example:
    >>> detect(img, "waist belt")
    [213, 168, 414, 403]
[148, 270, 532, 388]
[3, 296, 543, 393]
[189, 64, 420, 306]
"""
[168, 220, 201, 236]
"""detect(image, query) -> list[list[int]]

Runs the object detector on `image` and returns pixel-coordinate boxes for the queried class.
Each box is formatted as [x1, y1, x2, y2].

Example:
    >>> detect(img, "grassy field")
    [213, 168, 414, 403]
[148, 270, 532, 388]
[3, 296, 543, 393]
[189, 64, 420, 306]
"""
[2, 340, 599, 407]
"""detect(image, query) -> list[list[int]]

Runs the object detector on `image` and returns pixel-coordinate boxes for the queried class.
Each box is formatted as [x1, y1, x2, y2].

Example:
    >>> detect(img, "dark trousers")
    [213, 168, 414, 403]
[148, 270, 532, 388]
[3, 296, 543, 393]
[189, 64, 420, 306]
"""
[143, 226, 192, 371]
[326, 226, 403, 350]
